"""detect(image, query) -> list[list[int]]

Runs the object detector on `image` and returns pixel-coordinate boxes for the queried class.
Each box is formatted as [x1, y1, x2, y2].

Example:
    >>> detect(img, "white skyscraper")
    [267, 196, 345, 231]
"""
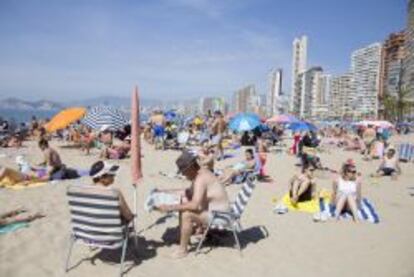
[329, 73, 354, 119]
[290, 35, 308, 112]
[351, 43, 382, 118]
[267, 68, 283, 116]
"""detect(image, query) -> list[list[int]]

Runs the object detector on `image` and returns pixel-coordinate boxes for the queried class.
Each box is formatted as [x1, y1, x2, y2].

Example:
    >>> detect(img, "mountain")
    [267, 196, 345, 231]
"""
[0, 98, 64, 110]
[69, 96, 167, 108]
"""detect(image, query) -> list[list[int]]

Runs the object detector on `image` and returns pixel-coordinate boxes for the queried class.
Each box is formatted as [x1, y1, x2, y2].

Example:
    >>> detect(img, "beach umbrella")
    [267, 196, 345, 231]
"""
[229, 113, 261, 132]
[357, 120, 394, 129]
[82, 106, 128, 131]
[44, 107, 86, 132]
[164, 111, 177, 122]
[288, 121, 317, 132]
[131, 86, 142, 233]
[266, 114, 300, 124]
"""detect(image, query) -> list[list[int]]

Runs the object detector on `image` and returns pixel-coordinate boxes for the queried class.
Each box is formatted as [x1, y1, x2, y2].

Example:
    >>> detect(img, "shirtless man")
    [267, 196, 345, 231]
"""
[362, 125, 376, 160]
[197, 139, 215, 172]
[37, 138, 65, 180]
[157, 151, 230, 258]
[150, 111, 166, 150]
[210, 111, 226, 160]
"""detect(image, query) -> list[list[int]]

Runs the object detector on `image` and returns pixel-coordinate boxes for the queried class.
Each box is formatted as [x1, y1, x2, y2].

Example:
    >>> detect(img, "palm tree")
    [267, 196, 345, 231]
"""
[382, 93, 397, 121]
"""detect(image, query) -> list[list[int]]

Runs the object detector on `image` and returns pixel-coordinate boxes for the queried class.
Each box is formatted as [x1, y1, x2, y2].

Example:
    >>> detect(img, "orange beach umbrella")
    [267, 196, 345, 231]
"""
[44, 107, 86, 132]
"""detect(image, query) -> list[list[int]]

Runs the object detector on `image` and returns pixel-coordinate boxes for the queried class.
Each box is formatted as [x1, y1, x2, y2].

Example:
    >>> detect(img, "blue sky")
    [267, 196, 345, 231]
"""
[0, 0, 407, 102]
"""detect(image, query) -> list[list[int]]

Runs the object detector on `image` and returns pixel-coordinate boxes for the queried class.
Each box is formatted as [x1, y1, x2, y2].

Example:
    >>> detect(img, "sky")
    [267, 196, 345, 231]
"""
[0, 0, 407, 102]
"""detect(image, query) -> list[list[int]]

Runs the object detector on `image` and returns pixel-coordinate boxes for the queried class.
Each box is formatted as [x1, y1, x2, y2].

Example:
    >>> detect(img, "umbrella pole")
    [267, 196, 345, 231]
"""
[133, 184, 139, 251]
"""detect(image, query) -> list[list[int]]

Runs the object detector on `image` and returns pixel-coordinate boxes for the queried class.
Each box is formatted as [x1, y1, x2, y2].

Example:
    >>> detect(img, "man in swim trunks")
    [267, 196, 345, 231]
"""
[150, 110, 166, 150]
[362, 125, 376, 160]
[156, 151, 230, 258]
[373, 146, 401, 180]
[210, 111, 226, 160]
[37, 138, 66, 180]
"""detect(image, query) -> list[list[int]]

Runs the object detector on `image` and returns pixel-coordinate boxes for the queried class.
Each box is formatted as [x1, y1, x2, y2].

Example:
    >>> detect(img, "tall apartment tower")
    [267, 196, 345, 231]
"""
[290, 36, 308, 112]
[292, 66, 323, 119]
[329, 73, 354, 119]
[232, 85, 257, 113]
[351, 43, 382, 118]
[403, 0, 414, 102]
[268, 68, 283, 116]
[379, 31, 406, 118]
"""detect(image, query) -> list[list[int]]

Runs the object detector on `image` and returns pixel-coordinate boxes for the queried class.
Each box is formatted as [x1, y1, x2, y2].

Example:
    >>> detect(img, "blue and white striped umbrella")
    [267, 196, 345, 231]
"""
[229, 113, 261, 132]
[82, 106, 128, 131]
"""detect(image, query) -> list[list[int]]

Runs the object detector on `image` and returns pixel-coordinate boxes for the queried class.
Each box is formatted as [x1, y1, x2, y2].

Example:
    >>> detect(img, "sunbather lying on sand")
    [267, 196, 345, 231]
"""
[100, 136, 131, 160]
[0, 208, 44, 227]
[218, 148, 256, 185]
[0, 166, 48, 185]
[288, 163, 317, 205]
[332, 161, 362, 222]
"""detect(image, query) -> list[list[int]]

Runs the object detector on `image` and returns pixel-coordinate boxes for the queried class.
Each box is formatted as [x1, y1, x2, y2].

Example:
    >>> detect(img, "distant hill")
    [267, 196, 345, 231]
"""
[69, 96, 164, 108]
[0, 98, 64, 110]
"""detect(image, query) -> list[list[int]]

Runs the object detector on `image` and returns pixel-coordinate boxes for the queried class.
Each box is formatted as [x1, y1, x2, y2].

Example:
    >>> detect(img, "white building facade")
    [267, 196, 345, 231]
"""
[351, 43, 382, 118]
[290, 36, 308, 112]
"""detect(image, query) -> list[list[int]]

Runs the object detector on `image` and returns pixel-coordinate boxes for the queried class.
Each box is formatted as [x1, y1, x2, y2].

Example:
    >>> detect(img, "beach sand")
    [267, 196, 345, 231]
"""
[1, 136, 414, 277]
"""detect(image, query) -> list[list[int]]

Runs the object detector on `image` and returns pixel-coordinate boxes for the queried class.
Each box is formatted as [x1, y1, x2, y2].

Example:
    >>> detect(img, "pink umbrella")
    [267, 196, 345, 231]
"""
[131, 86, 142, 230]
[266, 114, 300, 124]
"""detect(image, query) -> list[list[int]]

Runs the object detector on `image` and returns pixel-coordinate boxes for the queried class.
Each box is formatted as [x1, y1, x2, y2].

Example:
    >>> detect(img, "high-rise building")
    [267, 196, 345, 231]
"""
[312, 73, 331, 120]
[267, 68, 283, 116]
[404, 0, 414, 102]
[291, 66, 323, 119]
[329, 73, 354, 119]
[199, 97, 226, 114]
[351, 43, 382, 118]
[290, 36, 308, 112]
[379, 31, 406, 118]
[232, 85, 257, 113]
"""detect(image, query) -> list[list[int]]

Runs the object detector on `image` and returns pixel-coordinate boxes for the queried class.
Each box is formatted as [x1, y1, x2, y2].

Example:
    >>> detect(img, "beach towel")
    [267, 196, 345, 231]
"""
[0, 176, 47, 190]
[0, 222, 29, 234]
[281, 193, 322, 214]
[319, 198, 380, 224]
[144, 189, 181, 212]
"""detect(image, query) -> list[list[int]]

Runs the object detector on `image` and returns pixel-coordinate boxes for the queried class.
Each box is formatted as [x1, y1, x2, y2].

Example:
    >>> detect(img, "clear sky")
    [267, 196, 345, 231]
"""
[0, 0, 407, 102]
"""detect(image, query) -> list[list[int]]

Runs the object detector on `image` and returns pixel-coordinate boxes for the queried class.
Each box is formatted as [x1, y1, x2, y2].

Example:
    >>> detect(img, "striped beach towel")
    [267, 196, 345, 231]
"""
[319, 198, 380, 224]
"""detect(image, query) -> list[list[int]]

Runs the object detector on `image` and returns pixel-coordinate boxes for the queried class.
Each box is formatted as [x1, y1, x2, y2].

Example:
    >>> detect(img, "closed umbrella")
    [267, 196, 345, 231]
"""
[131, 86, 142, 236]
[82, 106, 128, 131]
[44, 107, 86, 132]
[229, 113, 261, 132]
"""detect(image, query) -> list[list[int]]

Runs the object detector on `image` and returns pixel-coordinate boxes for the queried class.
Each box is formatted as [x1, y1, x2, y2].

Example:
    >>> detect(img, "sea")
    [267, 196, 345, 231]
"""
[0, 109, 59, 124]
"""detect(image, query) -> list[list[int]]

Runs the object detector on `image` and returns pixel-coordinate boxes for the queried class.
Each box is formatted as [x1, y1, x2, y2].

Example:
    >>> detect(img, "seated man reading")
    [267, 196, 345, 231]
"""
[156, 151, 230, 259]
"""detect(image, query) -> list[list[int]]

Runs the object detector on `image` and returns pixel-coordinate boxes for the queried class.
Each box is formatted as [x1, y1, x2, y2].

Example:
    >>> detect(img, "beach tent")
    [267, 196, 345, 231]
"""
[82, 106, 128, 131]
[44, 107, 86, 132]
[229, 113, 261, 132]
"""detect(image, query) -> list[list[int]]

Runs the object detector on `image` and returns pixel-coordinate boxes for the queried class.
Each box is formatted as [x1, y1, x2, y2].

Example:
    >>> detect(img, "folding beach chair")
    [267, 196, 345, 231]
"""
[65, 184, 137, 277]
[398, 143, 414, 162]
[195, 176, 257, 256]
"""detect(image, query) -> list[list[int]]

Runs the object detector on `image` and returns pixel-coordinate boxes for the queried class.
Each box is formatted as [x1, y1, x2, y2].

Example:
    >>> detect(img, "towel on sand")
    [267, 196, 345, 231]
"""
[0, 222, 29, 234]
[319, 198, 380, 224]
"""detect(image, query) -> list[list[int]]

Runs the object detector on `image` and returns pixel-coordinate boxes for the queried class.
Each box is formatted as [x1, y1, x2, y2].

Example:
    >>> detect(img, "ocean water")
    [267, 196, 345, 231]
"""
[0, 109, 58, 124]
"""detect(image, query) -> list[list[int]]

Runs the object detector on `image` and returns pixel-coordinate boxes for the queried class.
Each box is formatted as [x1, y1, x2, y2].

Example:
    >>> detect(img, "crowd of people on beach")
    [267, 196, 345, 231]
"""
[1, 110, 413, 259]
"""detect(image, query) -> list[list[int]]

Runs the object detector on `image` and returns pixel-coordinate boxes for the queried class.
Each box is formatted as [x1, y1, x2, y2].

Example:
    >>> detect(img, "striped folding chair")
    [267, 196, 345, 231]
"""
[195, 175, 257, 256]
[65, 185, 137, 277]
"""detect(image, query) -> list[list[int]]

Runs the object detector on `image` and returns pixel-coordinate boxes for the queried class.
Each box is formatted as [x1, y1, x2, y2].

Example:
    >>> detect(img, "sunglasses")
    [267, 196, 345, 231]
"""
[348, 170, 357, 174]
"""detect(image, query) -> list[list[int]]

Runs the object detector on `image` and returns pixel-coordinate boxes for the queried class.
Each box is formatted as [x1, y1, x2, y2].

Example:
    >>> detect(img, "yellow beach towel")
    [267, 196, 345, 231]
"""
[0, 176, 47, 190]
[281, 189, 331, 214]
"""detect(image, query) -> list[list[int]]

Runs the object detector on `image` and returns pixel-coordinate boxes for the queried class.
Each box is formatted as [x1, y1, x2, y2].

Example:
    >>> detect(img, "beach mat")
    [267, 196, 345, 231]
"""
[319, 197, 380, 224]
[0, 176, 47, 190]
[0, 222, 29, 234]
[281, 193, 322, 214]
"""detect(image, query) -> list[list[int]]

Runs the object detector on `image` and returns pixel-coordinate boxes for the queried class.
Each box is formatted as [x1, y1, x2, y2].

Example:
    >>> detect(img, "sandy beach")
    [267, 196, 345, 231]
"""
[0, 134, 413, 277]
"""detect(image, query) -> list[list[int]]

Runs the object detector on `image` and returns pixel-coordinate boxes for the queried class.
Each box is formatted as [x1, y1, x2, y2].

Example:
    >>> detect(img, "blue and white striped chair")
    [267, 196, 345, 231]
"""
[65, 185, 137, 277]
[398, 143, 414, 162]
[195, 176, 257, 256]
